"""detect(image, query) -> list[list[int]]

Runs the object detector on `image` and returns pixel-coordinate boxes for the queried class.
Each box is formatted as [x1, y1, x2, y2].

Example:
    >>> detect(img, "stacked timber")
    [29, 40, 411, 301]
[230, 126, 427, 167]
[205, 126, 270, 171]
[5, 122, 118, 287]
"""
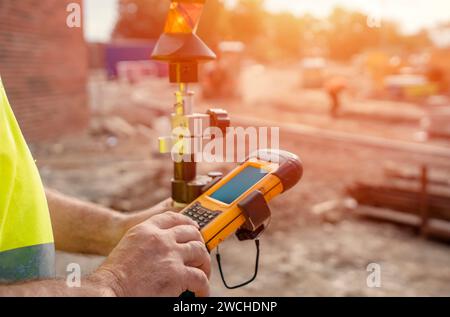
[347, 163, 450, 239]
[348, 182, 450, 222]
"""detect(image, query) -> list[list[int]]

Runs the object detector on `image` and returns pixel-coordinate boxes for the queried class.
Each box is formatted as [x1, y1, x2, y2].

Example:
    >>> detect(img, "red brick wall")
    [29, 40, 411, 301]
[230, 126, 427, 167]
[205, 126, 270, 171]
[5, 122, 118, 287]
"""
[0, 0, 89, 142]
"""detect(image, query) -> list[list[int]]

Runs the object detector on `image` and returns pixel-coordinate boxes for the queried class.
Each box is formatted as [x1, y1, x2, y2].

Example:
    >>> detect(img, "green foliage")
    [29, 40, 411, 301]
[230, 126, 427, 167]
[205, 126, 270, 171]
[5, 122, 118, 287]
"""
[112, 0, 432, 62]
[197, 0, 231, 50]
[113, 0, 168, 39]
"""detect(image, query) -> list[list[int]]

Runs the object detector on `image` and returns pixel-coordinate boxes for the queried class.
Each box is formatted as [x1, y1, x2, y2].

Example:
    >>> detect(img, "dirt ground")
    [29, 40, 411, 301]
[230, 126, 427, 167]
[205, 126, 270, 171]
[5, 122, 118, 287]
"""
[34, 64, 450, 296]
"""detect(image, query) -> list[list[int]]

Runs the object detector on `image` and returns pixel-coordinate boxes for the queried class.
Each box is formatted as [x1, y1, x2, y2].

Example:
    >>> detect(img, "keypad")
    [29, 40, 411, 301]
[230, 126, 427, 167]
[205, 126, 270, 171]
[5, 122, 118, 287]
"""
[182, 203, 221, 229]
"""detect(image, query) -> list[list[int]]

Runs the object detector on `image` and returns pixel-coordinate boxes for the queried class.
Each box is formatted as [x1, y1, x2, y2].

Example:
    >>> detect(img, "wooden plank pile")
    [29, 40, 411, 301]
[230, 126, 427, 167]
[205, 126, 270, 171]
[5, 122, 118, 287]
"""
[347, 163, 450, 240]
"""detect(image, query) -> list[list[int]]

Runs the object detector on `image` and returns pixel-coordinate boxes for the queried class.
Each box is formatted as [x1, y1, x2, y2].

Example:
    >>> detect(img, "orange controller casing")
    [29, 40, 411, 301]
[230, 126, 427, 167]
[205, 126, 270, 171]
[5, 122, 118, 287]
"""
[181, 149, 303, 251]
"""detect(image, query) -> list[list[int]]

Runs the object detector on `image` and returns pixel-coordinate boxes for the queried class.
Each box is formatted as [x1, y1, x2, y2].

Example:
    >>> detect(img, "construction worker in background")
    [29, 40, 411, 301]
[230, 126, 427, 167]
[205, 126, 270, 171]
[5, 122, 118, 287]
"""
[325, 76, 347, 118]
[0, 77, 210, 296]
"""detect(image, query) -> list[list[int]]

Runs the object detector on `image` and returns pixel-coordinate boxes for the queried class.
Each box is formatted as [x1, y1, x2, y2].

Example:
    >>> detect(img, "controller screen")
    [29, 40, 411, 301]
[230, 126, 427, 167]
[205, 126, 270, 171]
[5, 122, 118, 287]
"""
[209, 166, 268, 204]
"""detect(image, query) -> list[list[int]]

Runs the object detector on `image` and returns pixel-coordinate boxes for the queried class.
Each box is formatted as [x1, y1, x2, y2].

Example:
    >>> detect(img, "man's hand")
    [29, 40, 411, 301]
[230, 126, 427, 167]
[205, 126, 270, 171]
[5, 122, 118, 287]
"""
[94, 212, 211, 297]
[0, 211, 210, 297]
[120, 198, 179, 234]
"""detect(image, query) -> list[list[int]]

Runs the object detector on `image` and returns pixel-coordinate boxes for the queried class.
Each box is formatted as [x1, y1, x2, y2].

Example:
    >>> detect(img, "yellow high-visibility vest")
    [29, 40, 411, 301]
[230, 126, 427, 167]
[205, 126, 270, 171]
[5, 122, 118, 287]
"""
[0, 77, 55, 283]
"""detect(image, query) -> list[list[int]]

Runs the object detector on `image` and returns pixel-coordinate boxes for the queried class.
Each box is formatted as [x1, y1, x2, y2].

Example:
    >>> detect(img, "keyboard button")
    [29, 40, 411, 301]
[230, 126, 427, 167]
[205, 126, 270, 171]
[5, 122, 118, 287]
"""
[182, 204, 221, 228]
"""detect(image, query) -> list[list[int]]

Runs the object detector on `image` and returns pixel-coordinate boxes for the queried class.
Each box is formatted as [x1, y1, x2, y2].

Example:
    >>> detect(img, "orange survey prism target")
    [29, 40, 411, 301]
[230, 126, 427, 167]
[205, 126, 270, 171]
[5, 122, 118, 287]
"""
[164, 1, 205, 34]
[180, 149, 303, 251]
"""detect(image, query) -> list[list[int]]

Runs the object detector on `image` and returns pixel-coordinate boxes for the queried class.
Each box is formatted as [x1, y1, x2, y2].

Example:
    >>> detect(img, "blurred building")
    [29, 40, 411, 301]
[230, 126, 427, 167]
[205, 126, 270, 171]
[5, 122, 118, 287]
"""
[86, 40, 168, 80]
[0, 0, 89, 141]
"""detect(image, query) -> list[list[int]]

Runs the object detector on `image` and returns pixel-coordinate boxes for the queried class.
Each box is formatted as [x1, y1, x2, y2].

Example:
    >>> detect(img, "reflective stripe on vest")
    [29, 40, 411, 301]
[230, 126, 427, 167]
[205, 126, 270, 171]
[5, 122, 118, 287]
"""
[0, 243, 55, 283]
[0, 77, 55, 283]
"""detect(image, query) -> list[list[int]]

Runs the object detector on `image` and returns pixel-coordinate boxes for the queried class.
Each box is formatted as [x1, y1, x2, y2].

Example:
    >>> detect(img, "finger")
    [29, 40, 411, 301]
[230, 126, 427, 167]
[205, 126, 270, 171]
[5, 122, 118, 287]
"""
[179, 241, 211, 278]
[164, 199, 183, 212]
[152, 198, 177, 213]
[172, 225, 204, 244]
[183, 267, 210, 297]
[152, 212, 199, 229]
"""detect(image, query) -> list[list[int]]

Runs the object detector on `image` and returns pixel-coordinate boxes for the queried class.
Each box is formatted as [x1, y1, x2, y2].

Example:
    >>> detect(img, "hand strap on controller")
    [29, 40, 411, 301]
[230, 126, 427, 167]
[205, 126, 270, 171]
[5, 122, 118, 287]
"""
[237, 191, 271, 233]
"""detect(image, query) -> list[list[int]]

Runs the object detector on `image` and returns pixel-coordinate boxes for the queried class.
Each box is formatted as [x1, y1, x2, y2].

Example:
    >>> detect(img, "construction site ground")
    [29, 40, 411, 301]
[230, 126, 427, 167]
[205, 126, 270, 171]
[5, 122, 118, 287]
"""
[33, 64, 450, 296]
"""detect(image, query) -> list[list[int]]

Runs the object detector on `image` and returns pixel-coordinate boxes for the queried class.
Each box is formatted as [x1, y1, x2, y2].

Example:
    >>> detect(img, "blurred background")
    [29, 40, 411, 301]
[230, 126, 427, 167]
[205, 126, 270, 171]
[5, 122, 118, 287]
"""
[1, 0, 450, 296]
